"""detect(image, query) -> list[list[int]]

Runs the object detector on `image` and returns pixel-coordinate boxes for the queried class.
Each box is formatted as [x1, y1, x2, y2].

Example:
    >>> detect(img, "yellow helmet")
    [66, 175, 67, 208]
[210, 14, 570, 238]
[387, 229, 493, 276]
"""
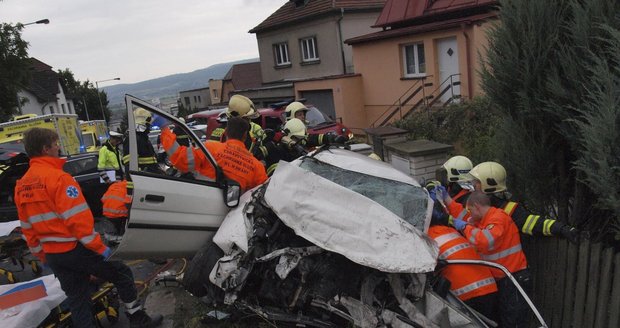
[443, 156, 473, 182]
[468, 161, 507, 193]
[285, 101, 308, 121]
[368, 153, 382, 161]
[283, 118, 307, 139]
[227, 95, 259, 119]
[134, 107, 152, 132]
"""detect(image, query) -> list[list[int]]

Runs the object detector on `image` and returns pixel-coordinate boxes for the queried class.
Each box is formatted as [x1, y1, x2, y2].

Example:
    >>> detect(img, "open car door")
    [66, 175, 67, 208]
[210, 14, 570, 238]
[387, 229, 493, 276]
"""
[113, 95, 236, 259]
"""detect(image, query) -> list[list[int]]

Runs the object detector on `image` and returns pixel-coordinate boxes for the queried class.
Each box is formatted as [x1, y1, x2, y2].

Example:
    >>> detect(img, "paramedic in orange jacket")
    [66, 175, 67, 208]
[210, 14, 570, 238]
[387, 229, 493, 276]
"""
[453, 191, 531, 328]
[428, 220, 498, 321]
[161, 117, 268, 192]
[14, 128, 161, 328]
[101, 180, 133, 235]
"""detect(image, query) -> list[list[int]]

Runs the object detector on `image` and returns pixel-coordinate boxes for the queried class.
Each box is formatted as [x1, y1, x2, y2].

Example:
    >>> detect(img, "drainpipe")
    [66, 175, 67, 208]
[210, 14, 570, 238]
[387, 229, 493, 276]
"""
[461, 23, 473, 99]
[337, 8, 347, 74]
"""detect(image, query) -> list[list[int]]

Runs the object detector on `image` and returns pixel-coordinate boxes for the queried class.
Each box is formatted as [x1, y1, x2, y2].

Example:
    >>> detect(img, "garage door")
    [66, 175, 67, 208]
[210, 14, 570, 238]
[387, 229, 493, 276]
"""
[300, 90, 336, 120]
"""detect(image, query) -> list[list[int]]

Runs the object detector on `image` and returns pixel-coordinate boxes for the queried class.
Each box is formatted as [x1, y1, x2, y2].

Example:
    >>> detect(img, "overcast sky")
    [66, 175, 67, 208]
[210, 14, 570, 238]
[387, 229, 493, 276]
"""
[0, 0, 285, 85]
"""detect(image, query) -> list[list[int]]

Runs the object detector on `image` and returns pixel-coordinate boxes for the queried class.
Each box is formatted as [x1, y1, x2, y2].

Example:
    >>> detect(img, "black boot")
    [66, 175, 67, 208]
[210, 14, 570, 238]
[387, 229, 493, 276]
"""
[128, 309, 163, 328]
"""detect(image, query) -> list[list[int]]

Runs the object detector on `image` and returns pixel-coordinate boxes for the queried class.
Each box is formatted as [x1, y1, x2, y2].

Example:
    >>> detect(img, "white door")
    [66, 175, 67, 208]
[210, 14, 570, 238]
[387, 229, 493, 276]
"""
[437, 37, 461, 103]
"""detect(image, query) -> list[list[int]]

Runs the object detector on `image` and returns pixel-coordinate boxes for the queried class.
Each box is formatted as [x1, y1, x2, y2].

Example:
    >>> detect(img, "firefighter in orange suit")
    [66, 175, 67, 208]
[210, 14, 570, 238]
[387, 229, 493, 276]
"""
[102, 180, 133, 235]
[428, 222, 498, 321]
[161, 117, 268, 192]
[453, 191, 530, 328]
[14, 128, 162, 328]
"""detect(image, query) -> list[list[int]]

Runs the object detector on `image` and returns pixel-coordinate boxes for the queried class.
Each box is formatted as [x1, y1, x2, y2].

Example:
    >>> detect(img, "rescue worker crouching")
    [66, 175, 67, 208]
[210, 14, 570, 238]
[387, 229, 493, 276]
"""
[98, 131, 124, 184]
[101, 180, 133, 238]
[123, 107, 161, 174]
[14, 128, 162, 328]
[455, 191, 531, 328]
[428, 206, 498, 322]
[161, 117, 268, 192]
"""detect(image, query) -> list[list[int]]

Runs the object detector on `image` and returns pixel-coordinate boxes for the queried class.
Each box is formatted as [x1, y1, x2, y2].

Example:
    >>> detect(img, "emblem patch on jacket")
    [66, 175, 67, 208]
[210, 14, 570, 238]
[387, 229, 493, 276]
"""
[66, 186, 79, 198]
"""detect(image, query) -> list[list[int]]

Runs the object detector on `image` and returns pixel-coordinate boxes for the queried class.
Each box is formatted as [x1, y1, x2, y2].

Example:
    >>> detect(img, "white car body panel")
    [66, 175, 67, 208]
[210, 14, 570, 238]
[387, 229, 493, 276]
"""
[264, 161, 438, 273]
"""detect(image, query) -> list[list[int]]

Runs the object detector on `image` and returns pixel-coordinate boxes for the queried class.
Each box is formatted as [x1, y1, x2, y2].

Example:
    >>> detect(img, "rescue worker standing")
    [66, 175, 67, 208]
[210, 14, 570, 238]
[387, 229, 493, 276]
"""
[427, 155, 473, 224]
[455, 191, 530, 328]
[283, 101, 348, 147]
[161, 117, 268, 192]
[97, 131, 124, 183]
[261, 118, 309, 176]
[209, 95, 266, 154]
[122, 108, 160, 173]
[14, 128, 162, 328]
[428, 216, 498, 321]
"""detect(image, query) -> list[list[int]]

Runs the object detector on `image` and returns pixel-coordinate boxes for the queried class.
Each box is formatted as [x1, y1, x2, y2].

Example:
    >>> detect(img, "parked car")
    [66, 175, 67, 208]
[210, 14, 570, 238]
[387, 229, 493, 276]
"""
[114, 95, 548, 327]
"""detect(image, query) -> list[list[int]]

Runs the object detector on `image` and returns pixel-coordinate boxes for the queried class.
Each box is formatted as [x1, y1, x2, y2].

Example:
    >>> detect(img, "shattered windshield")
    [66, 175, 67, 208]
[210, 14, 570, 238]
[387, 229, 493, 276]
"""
[300, 158, 428, 230]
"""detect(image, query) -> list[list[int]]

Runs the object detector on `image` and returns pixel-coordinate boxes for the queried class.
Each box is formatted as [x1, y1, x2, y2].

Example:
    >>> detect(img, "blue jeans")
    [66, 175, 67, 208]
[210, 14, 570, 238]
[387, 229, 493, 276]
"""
[47, 243, 137, 328]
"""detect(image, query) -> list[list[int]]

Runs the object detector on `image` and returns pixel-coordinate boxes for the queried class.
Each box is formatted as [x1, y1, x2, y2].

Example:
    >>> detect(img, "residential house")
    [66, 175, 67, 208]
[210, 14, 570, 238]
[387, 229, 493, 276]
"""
[248, 0, 385, 116]
[344, 0, 499, 128]
[209, 62, 266, 106]
[179, 87, 212, 112]
[17, 58, 76, 116]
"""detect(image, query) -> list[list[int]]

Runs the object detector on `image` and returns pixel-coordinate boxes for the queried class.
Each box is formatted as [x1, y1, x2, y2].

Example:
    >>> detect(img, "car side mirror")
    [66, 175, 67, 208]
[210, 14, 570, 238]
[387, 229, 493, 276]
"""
[224, 179, 241, 208]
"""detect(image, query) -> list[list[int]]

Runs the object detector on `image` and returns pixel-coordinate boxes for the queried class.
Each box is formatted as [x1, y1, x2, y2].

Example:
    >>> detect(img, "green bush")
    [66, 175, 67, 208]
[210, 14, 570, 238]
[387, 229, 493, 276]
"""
[394, 97, 500, 164]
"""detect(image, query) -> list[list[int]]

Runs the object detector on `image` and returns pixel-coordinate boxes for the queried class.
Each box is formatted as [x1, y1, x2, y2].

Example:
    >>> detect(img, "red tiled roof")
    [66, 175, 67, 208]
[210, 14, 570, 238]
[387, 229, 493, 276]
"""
[223, 62, 263, 90]
[250, 0, 385, 33]
[373, 0, 497, 28]
[346, 11, 497, 44]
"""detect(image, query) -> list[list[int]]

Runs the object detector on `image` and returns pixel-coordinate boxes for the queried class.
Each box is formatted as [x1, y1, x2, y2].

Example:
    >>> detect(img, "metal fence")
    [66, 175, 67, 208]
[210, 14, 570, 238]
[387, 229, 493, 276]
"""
[522, 237, 620, 327]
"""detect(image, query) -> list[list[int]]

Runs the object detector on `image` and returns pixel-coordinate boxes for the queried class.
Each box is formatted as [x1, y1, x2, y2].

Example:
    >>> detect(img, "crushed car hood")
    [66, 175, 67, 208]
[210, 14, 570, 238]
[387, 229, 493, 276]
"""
[263, 161, 438, 273]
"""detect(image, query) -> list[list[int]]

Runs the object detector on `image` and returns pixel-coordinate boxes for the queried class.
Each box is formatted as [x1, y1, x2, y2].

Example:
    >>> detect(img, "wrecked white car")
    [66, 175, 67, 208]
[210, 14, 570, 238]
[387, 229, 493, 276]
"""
[115, 95, 546, 327]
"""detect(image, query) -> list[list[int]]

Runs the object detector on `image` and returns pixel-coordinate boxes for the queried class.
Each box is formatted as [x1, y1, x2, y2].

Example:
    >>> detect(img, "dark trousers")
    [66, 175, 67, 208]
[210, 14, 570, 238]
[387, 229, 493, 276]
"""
[497, 268, 533, 328]
[465, 292, 499, 323]
[109, 217, 128, 235]
[47, 243, 137, 328]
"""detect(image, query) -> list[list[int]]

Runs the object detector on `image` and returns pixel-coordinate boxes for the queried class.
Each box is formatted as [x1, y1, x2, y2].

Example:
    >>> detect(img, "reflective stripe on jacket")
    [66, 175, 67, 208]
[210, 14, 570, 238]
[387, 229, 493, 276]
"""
[494, 198, 562, 237]
[102, 180, 132, 218]
[428, 226, 498, 301]
[14, 157, 107, 256]
[462, 207, 527, 278]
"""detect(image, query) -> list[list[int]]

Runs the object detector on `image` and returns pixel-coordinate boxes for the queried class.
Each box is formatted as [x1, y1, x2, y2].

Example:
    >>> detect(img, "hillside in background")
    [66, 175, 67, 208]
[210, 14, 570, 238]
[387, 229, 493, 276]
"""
[104, 58, 258, 106]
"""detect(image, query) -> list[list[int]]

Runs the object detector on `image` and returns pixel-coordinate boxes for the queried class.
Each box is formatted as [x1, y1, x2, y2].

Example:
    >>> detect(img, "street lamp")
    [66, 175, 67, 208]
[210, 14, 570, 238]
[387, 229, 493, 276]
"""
[95, 78, 120, 127]
[21, 19, 50, 27]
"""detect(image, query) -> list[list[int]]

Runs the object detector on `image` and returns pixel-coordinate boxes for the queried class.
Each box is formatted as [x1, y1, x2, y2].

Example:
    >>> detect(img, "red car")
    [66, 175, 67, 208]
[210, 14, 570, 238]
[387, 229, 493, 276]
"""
[189, 103, 353, 141]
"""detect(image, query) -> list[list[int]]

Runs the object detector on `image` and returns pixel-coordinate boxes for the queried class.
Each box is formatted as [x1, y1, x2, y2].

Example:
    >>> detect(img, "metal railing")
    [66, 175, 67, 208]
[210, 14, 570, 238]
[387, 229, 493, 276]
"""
[371, 76, 433, 127]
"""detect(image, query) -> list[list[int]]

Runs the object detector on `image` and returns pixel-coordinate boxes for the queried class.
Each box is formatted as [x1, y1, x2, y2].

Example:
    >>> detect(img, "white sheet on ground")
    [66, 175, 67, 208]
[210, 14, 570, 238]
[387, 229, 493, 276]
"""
[0, 274, 67, 328]
[264, 161, 438, 273]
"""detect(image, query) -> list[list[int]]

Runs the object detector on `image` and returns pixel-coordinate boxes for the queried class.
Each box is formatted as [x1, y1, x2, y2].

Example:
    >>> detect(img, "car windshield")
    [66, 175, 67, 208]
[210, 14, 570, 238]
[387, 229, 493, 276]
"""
[299, 158, 428, 230]
[305, 107, 333, 127]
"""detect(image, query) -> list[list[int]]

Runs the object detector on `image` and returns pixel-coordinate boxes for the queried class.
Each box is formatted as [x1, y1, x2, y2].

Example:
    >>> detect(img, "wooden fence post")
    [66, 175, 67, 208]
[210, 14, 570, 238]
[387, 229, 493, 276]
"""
[572, 238, 590, 327]
[551, 238, 568, 327]
[608, 253, 620, 328]
[593, 247, 614, 328]
[583, 242, 601, 325]
[561, 241, 579, 327]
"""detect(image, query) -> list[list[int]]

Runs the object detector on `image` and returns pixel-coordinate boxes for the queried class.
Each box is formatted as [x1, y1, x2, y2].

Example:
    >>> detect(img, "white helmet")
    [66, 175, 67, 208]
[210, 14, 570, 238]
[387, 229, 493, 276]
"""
[468, 161, 507, 193]
[226, 95, 259, 119]
[283, 118, 307, 139]
[437, 155, 473, 184]
[285, 101, 308, 121]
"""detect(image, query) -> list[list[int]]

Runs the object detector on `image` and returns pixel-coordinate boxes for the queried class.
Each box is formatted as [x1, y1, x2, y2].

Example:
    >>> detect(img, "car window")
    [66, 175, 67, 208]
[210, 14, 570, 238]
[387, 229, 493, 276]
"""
[83, 135, 95, 148]
[300, 158, 428, 230]
[305, 107, 331, 127]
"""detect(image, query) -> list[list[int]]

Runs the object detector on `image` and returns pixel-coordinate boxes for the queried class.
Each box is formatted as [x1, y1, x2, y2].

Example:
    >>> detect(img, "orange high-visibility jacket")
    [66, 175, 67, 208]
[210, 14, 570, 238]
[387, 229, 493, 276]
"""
[102, 180, 132, 218]
[446, 189, 471, 222]
[461, 207, 527, 278]
[14, 157, 107, 261]
[161, 127, 267, 191]
[428, 225, 498, 301]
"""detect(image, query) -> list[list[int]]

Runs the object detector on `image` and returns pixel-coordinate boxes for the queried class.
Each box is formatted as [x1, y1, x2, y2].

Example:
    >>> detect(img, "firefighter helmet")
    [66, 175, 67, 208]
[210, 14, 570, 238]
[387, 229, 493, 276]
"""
[283, 118, 307, 139]
[436, 155, 473, 185]
[134, 107, 152, 132]
[285, 101, 308, 121]
[368, 153, 382, 161]
[226, 95, 259, 119]
[468, 161, 507, 193]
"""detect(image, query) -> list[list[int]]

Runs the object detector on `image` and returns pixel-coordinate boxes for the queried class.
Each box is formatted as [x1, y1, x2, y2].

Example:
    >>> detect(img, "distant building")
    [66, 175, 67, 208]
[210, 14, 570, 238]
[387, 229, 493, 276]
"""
[17, 58, 76, 116]
[179, 87, 212, 112]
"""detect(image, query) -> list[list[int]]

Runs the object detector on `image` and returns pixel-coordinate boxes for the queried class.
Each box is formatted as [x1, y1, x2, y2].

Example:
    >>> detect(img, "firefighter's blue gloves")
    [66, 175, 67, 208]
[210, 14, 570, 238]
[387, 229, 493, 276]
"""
[428, 189, 438, 202]
[102, 247, 113, 261]
[452, 218, 467, 231]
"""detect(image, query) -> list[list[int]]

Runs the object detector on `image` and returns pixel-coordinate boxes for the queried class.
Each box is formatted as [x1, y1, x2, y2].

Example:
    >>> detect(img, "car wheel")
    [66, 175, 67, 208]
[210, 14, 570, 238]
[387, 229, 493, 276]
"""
[182, 241, 225, 304]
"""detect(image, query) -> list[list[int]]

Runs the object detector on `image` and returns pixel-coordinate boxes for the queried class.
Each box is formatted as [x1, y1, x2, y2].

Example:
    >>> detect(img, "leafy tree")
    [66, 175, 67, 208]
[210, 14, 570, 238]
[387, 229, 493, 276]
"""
[0, 22, 30, 121]
[481, 0, 620, 241]
[58, 69, 111, 122]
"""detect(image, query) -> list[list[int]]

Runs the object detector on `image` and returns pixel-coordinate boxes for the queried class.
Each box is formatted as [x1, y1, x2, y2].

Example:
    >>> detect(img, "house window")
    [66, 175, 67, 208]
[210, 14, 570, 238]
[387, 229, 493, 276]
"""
[273, 42, 290, 66]
[184, 97, 190, 106]
[198, 95, 201, 103]
[213, 89, 219, 99]
[49, 105, 54, 114]
[194, 96, 197, 102]
[67, 102, 73, 114]
[403, 43, 426, 77]
[300, 37, 319, 62]
[61, 104, 66, 113]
